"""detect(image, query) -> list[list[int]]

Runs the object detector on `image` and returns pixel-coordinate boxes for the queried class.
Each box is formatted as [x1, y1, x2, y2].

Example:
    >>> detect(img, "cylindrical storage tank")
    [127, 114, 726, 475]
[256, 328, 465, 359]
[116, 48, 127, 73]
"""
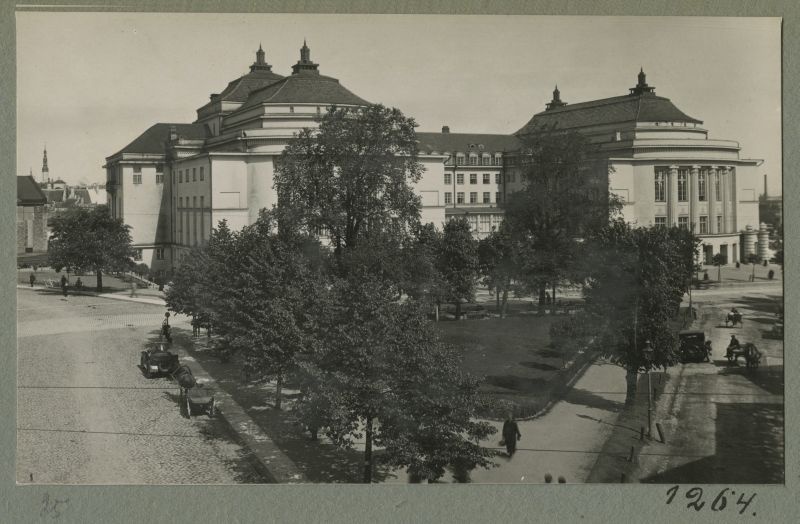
[757, 222, 770, 261]
[743, 224, 758, 257]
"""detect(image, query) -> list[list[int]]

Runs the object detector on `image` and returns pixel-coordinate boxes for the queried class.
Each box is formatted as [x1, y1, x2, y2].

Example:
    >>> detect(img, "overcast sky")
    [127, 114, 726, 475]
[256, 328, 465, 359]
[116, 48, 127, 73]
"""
[16, 14, 781, 194]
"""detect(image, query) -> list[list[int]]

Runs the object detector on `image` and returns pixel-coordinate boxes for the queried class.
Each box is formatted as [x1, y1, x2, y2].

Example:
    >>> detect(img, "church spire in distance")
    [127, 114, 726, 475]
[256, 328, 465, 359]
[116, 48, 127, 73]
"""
[41, 146, 49, 184]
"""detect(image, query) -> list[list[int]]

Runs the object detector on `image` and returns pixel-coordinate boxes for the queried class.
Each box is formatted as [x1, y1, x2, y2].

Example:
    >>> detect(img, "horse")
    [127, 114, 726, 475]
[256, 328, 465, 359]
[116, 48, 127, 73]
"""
[725, 311, 743, 327]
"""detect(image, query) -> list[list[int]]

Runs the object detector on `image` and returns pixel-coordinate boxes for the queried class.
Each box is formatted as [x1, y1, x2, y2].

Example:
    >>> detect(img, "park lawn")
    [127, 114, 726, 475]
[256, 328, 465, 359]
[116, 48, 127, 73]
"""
[435, 315, 579, 417]
[18, 268, 158, 294]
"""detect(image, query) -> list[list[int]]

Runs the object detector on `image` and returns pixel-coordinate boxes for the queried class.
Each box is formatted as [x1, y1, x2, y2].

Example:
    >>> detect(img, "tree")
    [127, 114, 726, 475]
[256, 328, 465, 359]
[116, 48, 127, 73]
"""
[436, 217, 479, 320]
[274, 104, 423, 270]
[478, 224, 517, 317]
[711, 253, 726, 283]
[505, 128, 621, 307]
[578, 220, 695, 404]
[295, 275, 496, 483]
[48, 205, 136, 291]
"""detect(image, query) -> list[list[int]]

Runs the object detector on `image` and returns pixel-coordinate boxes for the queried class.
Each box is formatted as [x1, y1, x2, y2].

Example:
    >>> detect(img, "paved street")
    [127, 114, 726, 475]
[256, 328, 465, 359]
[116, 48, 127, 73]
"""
[635, 281, 784, 483]
[16, 288, 267, 484]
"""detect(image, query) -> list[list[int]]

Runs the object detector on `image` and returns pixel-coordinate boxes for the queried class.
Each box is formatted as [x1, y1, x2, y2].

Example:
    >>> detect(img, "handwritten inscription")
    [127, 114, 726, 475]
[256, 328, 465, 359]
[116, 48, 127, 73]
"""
[40, 493, 70, 520]
[666, 485, 757, 516]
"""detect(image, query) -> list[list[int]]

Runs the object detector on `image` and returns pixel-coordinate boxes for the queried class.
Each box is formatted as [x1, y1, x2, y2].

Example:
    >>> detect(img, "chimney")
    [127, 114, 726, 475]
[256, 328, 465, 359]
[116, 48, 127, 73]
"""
[442, 126, 450, 134]
[169, 125, 178, 141]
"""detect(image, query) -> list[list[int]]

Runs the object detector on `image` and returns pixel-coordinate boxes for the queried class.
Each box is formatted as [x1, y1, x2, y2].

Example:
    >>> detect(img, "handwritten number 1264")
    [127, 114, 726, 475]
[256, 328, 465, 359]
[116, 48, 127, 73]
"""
[666, 485, 757, 515]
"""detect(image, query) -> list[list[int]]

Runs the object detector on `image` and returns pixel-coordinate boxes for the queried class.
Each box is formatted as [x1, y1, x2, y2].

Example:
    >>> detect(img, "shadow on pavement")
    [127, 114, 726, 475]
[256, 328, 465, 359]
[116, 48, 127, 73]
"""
[563, 388, 624, 413]
[717, 365, 783, 396]
[641, 402, 783, 484]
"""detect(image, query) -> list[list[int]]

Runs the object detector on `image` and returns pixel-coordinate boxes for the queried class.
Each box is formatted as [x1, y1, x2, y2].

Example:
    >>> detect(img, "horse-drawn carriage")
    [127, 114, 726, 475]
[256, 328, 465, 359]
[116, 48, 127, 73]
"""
[726, 342, 762, 369]
[724, 310, 743, 328]
[173, 365, 217, 418]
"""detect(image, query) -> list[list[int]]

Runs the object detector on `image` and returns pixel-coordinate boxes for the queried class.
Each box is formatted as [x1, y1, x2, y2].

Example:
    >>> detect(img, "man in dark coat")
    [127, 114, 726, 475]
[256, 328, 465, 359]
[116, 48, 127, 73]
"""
[502, 413, 522, 457]
[60, 275, 68, 297]
[29, 273, 36, 287]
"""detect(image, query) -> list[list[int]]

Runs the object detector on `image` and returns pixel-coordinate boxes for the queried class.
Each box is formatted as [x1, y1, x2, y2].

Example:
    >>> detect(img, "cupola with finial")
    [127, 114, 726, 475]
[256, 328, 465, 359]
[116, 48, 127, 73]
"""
[546, 85, 567, 110]
[629, 67, 656, 96]
[291, 39, 319, 74]
[249, 43, 273, 72]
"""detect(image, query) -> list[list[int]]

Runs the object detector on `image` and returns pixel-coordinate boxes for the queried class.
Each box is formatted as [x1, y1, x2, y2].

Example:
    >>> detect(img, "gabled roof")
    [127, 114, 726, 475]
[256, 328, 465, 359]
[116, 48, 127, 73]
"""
[110, 123, 209, 158]
[236, 70, 370, 111]
[215, 69, 285, 103]
[17, 176, 47, 206]
[416, 132, 523, 154]
[516, 93, 702, 137]
[42, 188, 65, 203]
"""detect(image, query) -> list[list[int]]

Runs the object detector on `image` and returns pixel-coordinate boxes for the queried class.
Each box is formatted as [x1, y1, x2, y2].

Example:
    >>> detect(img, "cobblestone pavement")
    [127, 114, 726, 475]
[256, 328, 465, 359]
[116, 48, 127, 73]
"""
[16, 289, 267, 484]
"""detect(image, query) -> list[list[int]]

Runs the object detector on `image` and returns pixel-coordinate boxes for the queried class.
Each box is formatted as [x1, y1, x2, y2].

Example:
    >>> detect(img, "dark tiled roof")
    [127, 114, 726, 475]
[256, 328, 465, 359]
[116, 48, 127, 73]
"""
[416, 132, 522, 154]
[215, 70, 285, 103]
[42, 189, 65, 203]
[236, 71, 370, 111]
[72, 188, 91, 203]
[17, 176, 47, 205]
[516, 93, 702, 136]
[110, 123, 209, 157]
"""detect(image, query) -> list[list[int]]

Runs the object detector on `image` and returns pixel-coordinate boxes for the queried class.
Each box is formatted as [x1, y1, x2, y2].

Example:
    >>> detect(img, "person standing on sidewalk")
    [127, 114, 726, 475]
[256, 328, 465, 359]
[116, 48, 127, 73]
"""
[130, 279, 138, 298]
[502, 413, 522, 457]
[60, 275, 68, 297]
[29, 273, 36, 287]
[161, 312, 172, 343]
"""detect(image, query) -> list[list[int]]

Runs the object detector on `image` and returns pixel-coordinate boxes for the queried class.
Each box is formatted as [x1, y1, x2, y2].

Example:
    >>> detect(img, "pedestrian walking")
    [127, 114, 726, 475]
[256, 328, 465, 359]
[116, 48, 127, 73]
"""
[29, 273, 36, 287]
[60, 275, 68, 297]
[130, 279, 138, 298]
[191, 316, 200, 338]
[161, 312, 172, 343]
[75, 277, 83, 290]
[502, 413, 522, 457]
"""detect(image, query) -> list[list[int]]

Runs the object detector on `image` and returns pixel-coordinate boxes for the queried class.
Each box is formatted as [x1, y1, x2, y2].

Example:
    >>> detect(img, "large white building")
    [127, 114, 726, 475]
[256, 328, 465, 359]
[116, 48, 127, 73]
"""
[105, 45, 763, 276]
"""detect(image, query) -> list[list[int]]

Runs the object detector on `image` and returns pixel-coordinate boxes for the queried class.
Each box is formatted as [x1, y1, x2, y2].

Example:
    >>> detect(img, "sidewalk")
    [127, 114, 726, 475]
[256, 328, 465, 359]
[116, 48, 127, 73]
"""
[17, 283, 167, 307]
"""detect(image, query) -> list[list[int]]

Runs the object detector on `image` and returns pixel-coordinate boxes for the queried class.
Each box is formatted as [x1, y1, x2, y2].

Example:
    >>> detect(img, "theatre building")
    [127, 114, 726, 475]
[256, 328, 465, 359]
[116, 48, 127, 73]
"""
[516, 70, 762, 264]
[105, 44, 763, 275]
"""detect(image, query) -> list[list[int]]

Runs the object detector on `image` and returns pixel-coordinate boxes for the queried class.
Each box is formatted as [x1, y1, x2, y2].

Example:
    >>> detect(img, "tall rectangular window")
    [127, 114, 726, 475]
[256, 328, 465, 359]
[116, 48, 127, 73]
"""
[200, 196, 205, 241]
[155, 248, 164, 260]
[444, 192, 452, 204]
[470, 192, 477, 204]
[654, 216, 667, 227]
[483, 192, 490, 203]
[456, 155, 465, 166]
[469, 156, 478, 166]
[192, 168, 197, 182]
[456, 173, 464, 184]
[482, 156, 490, 166]
[654, 170, 666, 202]
[470, 173, 477, 184]
[200, 167, 204, 181]
[133, 174, 142, 185]
[699, 215, 708, 234]
[494, 155, 502, 166]
[155, 173, 164, 184]
[482, 173, 490, 184]
[715, 172, 721, 201]
[179, 170, 183, 183]
[698, 172, 706, 201]
[444, 173, 451, 185]
[193, 197, 198, 245]
[677, 169, 688, 201]
[456, 192, 464, 204]
[496, 192, 501, 203]
[495, 173, 501, 184]
[678, 216, 689, 229]
[717, 215, 723, 233]
[479, 215, 491, 232]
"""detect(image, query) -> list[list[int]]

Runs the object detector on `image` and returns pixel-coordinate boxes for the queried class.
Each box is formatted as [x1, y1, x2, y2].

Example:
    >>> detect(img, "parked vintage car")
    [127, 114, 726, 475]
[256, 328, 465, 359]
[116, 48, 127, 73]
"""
[140, 345, 179, 378]
[678, 330, 711, 363]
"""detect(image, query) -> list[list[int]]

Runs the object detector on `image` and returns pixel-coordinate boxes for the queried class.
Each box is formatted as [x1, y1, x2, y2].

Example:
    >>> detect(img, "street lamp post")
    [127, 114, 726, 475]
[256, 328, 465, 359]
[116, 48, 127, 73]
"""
[643, 340, 655, 438]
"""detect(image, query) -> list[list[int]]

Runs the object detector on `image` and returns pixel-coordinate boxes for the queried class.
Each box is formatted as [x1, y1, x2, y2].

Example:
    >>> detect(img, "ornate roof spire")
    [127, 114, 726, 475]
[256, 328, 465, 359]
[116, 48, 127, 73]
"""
[546, 84, 567, 110]
[292, 39, 319, 74]
[630, 67, 656, 95]
[250, 43, 273, 72]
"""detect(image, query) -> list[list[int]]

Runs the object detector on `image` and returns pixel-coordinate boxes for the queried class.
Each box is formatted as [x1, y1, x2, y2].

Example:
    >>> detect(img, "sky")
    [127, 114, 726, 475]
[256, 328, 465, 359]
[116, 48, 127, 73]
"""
[16, 14, 781, 194]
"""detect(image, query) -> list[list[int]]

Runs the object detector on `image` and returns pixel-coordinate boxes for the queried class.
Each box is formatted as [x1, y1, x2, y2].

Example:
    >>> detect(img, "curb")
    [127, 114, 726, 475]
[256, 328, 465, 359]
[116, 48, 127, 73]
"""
[173, 339, 308, 484]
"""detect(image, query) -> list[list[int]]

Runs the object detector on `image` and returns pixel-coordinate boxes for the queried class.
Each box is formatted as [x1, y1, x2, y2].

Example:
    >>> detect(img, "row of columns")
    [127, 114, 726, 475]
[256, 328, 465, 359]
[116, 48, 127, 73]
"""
[664, 165, 736, 234]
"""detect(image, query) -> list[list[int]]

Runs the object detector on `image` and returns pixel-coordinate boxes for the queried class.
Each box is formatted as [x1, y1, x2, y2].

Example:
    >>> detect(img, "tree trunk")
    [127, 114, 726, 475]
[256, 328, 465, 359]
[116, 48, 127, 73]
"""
[434, 303, 440, 322]
[552, 284, 556, 309]
[275, 373, 283, 410]
[363, 416, 374, 483]
[96, 269, 103, 292]
[495, 287, 500, 312]
[501, 288, 509, 318]
[625, 368, 638, 406]
[455, 301, 462, 320]
[718, 265, 721, 283]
